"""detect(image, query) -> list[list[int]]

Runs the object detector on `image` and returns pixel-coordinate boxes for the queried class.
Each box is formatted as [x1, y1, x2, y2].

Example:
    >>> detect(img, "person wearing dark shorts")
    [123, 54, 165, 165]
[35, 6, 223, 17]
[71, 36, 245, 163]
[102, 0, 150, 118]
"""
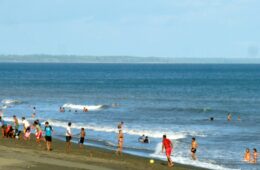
[79, 128, 85, 149]
[191, 137, 198, 160]
[66, 122, 72, 152]
[44, 122, 53, 151]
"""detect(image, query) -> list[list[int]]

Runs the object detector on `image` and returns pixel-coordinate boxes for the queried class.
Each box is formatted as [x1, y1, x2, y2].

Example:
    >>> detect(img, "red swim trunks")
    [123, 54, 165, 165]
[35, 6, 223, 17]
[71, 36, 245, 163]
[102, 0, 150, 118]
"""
[166, 148, 172, 157]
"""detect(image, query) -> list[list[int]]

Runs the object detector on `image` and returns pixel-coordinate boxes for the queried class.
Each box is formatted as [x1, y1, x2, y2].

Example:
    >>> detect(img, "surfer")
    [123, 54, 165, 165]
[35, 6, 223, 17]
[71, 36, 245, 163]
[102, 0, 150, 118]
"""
[191, 137, 198, 160]
[162, 135, 174, 167]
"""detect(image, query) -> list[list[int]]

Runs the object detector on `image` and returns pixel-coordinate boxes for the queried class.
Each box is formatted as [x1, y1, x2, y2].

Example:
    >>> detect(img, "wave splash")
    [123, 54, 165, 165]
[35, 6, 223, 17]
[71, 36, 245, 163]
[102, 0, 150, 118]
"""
[62, 103, 107, 111]
[151, 143, 240, 170]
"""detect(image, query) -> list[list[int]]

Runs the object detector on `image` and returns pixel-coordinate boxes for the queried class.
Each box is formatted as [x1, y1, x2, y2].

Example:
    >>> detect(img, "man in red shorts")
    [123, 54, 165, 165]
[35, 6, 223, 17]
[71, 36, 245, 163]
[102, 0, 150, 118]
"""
[162, 134, 174, 167]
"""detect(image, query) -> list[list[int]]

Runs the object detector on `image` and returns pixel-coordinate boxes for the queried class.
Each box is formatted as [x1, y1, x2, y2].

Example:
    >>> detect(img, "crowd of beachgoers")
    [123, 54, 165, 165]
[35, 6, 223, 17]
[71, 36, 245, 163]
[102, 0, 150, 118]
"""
[0, 107, 258, 168]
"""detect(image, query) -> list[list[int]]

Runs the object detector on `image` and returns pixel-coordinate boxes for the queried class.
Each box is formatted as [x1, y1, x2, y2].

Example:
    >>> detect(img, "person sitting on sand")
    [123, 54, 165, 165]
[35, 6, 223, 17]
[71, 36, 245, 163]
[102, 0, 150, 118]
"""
[227, 113, 232, 121]
[66, 122, 72, 152]
[244, 148, 251, 162]
[162, 135, 174, 167]
[5, 125, 14, 138]
[44, 121, 53, 151]
[191, 137, 198, 160]
[252, 148, 258, 164]
[116, 129, 124, 155]
[22, 117, 31, 140]
[79, 128, 85, 149]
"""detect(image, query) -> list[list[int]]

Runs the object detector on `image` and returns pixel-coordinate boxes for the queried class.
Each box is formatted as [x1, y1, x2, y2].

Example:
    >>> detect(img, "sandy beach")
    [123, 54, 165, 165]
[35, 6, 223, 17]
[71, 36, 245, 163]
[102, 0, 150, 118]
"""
[0, 132, 207, 170]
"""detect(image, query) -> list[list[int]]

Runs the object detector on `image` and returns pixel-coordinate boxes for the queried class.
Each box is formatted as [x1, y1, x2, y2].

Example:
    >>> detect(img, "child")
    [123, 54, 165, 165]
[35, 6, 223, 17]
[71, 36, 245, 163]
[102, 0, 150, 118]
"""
[44, 121, 53, 151]
[79, 128, 85, 148]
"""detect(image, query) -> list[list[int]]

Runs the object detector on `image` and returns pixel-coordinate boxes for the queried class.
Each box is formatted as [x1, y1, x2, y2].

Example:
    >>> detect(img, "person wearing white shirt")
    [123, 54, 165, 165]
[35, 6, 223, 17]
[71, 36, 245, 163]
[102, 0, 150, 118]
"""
[66, 122, 72, 152]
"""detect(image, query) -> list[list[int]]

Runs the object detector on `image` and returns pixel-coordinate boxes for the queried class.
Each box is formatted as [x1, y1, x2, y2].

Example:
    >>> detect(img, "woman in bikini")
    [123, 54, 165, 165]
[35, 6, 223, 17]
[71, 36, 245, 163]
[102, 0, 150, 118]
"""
[116, 130, 124, 155]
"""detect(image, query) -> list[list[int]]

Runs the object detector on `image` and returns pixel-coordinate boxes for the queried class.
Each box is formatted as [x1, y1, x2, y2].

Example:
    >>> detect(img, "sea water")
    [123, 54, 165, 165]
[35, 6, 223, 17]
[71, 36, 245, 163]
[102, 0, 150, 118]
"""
[0, 63, 259, 170]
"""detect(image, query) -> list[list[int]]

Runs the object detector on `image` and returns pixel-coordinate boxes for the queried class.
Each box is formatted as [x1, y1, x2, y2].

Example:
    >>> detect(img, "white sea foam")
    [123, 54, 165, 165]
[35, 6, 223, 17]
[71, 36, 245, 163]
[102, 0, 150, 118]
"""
[46, 119, 205, 140]
[1, 99, 23, 105]
[62, 103, 104, 111]
[150, 143, 240, 170]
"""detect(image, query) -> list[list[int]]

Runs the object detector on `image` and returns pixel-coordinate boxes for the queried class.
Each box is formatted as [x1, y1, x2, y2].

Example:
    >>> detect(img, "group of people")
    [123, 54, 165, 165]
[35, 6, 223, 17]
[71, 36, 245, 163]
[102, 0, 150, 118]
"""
[138, 135, 150, 143]
[161, 135, 199, 167]
[244, 148, 258, 164]
[0, 114, 86, 153]
[59, 107, 88, 113]
[1, 110, 258, 168]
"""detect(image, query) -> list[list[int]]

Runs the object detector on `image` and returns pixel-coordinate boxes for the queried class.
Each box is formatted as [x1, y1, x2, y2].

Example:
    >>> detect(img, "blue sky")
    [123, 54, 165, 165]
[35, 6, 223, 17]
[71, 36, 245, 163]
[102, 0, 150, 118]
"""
[0, 0, 259, 58]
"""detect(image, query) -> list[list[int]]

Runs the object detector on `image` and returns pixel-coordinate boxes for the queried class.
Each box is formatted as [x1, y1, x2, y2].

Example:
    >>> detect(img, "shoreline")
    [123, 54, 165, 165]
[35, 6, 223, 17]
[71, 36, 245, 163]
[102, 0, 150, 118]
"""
[0, 131, 208, 170]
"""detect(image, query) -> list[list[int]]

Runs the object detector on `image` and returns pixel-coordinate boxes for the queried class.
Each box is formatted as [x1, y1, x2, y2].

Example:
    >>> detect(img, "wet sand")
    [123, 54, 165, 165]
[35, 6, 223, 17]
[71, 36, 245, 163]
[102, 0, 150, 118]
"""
[0, 132, 207, 170]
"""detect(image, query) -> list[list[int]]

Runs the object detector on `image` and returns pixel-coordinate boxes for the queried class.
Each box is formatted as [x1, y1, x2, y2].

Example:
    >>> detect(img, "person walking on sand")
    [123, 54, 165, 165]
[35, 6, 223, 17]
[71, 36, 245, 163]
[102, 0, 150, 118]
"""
[22, 117, 31, 140]
[244, 148, 251, 162]
[66, 122, 72, 152]
[44, 121, 53, 151]
[162, 135, 174, 167]
[116, 129, 124, 155]
[79, 128, 85, 149]
[34, 120, 43, 144]
[191, 137, 198, 160]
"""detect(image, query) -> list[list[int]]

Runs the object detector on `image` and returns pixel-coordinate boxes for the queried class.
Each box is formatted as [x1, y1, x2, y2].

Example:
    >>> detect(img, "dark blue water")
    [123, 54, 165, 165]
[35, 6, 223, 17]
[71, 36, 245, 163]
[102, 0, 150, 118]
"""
[1, 63, 259, 170]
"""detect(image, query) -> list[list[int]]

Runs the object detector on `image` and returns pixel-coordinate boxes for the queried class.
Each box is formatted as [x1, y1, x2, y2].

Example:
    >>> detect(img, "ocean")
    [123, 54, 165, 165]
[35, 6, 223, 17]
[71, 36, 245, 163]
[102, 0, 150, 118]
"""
[0, 63, 259, 170]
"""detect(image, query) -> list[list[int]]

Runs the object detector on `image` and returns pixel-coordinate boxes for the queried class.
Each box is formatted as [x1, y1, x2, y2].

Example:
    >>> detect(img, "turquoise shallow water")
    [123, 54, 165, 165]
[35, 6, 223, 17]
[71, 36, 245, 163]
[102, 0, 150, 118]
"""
[0, 63, 259, 170]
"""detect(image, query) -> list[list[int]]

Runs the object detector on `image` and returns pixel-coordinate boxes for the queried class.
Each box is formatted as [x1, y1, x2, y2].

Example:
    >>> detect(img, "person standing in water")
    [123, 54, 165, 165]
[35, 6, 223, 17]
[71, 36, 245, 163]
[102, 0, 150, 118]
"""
[116, 129, 124, 155]
[117, 121, 124, 130]
[191, 137, 198, 160]
[244, 148, 251, 162]
[162, 135, 174, 167]
[79, 128, 85, 149]
[227, 113, 232, 121]
[66, 122, 72, 153]
[252, 148, 258, 164]
[44, 121, 53, 151]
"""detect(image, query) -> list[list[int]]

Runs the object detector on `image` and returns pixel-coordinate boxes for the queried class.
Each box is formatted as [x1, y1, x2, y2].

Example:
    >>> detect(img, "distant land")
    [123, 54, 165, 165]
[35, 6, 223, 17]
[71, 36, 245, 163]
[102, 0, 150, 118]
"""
[0, 55, 260, 64]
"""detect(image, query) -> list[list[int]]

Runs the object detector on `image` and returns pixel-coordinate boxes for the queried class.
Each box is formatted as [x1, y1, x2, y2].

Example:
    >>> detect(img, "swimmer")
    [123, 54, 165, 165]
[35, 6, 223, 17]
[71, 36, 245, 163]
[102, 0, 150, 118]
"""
[83, 107, 88, 112]
[244, 148, 251, 162]
[252, 148, 258, 164]
[191, 137, 198, 160]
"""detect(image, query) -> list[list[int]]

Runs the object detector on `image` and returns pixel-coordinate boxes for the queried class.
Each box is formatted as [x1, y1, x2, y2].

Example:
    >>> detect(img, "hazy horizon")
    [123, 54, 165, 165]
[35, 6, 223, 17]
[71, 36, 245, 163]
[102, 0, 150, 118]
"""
[0, 0, 259, 60]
